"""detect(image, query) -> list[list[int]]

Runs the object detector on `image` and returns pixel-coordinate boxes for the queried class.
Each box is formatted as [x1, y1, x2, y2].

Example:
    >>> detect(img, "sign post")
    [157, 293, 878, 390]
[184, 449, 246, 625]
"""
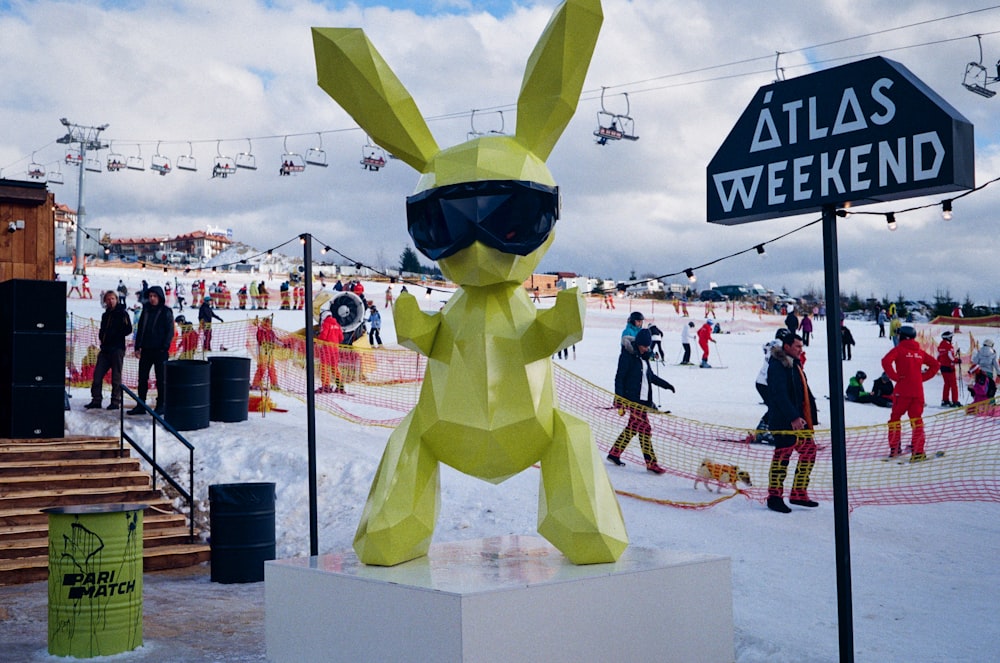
[707, 56, 975, 662]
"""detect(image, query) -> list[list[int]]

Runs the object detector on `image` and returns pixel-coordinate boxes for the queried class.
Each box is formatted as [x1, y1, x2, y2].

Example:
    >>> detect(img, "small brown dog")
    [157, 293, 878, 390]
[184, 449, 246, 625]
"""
[694, 459, 752, 493]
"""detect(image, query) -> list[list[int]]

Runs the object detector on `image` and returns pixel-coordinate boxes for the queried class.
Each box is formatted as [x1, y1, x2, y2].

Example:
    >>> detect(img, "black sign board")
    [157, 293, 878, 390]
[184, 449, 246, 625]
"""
[707, 56, 974, 225]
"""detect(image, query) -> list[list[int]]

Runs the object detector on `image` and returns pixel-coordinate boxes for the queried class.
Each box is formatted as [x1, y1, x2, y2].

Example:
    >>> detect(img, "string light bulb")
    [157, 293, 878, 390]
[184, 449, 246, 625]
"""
[755, 244, 767, 258]
[886, 212, 897, 232]
[941, 199, 953, 221]
[685, 268, 696, 283]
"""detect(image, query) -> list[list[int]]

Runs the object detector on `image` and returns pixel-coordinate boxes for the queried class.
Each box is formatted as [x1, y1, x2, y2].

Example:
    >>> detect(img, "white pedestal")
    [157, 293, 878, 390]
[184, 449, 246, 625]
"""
[266, 535, 733, 663]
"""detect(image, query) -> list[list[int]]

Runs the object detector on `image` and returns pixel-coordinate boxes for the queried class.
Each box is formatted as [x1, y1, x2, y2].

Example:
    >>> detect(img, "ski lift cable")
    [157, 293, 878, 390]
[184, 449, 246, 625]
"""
[11, 9, 1000, 169]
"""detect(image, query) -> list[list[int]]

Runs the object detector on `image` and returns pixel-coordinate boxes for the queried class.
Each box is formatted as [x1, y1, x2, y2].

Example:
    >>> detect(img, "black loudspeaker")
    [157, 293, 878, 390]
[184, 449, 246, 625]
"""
[0, 279, 67, 438]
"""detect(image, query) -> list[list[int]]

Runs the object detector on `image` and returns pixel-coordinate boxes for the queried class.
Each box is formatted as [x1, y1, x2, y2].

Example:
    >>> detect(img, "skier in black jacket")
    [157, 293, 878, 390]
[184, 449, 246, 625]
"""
[129, 285, 174, 415]
[608, 328, 675, 474]
[85, 291, 133, 410]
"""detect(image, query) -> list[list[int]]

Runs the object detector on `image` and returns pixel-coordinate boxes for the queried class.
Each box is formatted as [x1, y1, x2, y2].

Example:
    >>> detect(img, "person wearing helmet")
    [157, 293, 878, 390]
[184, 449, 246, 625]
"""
[198, 295, 224, 351]
[881, 326, 940, 461]
[969, 338, 999, 400]
[697, 319, 716, 368]
[937, 330, 962, 407]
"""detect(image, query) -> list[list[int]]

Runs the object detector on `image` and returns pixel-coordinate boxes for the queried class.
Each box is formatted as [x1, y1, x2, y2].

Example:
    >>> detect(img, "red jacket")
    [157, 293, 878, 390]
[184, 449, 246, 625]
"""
[936, 340, 959, 370]
[881, 339, 939, 400]
[318, 314, 344, 345]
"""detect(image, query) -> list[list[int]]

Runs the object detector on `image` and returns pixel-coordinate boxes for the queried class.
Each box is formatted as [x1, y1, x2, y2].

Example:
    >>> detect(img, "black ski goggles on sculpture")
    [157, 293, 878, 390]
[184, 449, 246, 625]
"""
[406, 180, 560, 260]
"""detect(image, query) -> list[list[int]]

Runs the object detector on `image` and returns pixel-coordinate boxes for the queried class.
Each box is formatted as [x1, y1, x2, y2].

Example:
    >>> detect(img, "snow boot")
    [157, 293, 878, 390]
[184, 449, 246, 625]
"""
[790, 497, 820, 507]
[646, 461, 667, 475]
[126, 405, 145, 416]
[84, 400, 102, 410]
[606, 452, 625, 466]
[767, 496, 791, 513]
[699, 359, 711, 368]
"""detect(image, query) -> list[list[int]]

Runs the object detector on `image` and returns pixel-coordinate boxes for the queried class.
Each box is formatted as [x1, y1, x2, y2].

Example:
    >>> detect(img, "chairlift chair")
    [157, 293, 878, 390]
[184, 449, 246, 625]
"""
[279, 136, 306, 175]
[107, 144, 126, 172]
[177, 143, 197, 172]
[65, 147, 82, 166]
[962, 35, 998, 99]
[46, 164, 64, 185]
[360, 137, 387, 171]
[85, 155, 102, 173]
[28, 154, 45, 180]
[593, 88, 639, 144]
[467, 109, 506, 141]
[126, 145, 145, 171]
[235, 139, 257, 171]
[212, 141, 237, 179]
[305, 133, 328, 167]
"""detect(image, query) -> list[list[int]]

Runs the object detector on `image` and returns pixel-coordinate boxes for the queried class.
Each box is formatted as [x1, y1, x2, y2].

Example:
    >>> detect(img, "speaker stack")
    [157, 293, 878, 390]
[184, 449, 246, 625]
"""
[0, 279, 67, 438]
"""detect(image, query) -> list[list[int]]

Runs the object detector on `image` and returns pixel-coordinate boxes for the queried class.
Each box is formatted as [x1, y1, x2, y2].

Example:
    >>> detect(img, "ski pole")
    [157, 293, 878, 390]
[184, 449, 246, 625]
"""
[713, 340, 724, 367]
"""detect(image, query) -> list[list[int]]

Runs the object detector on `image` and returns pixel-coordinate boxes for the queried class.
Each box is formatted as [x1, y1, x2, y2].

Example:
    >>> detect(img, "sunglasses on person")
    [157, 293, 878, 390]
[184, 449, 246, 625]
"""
[405, 179, 560, 260]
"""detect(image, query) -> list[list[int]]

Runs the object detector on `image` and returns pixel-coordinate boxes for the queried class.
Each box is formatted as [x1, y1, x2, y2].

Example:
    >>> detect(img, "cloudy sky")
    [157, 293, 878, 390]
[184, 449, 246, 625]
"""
[2, 0, 998, 304]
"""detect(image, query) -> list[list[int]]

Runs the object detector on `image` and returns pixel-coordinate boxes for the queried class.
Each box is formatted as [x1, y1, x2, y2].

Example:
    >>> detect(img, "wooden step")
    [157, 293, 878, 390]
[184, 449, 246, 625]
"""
[0, 486, 165, 511]
[0, 525, 201, 560]
[0, 443, 128, 463]
[0, 511, 188, 542]
[0, 498, 176, 527]
[0, 470, 152, 493]
[0, 543, 211, 586]
[0, 456, 142, 477]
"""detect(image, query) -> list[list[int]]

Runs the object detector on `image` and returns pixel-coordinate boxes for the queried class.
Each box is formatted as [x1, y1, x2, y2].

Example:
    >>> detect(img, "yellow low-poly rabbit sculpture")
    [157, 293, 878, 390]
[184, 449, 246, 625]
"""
[313, 0, 627, 566]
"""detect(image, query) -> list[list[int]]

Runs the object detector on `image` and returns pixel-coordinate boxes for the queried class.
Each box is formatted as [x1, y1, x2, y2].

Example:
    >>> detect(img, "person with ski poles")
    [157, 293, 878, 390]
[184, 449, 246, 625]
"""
[697, 319, 716, 368]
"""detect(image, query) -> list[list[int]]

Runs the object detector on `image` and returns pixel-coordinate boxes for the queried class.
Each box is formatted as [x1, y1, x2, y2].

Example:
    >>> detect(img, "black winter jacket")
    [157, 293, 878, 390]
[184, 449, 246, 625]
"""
[765, 344, 817, 432]
[99, 302, 133, 351]
[615, 337, 674, 406]
[135, 286, 174, 351]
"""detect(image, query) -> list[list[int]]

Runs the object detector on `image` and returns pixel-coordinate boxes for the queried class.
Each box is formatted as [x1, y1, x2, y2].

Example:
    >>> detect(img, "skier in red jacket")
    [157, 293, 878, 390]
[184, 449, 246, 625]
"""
[936, 331, 961, 407]
[881, 326, 939, 461]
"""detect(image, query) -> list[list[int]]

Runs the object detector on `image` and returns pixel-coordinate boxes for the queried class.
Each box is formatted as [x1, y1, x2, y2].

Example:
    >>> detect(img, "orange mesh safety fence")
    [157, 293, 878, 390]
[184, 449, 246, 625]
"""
[67, 315, 1000, 510]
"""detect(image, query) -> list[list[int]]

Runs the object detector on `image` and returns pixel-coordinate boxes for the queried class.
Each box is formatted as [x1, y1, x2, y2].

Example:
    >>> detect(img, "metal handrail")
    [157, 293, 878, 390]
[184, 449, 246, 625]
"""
[117, 384, 196, 540]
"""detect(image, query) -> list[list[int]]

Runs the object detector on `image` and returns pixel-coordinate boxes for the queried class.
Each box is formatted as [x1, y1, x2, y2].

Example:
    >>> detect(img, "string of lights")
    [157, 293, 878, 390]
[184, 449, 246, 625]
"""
[118, 174, 999, 299]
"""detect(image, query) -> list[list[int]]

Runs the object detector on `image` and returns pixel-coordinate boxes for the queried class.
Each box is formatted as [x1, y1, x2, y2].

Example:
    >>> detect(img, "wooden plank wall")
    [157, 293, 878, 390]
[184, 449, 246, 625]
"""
[0, 192, 56, 282]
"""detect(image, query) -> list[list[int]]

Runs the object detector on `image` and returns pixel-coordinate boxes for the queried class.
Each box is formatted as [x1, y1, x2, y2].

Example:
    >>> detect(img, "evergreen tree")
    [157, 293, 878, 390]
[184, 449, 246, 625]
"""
[399, 246, 422, 274]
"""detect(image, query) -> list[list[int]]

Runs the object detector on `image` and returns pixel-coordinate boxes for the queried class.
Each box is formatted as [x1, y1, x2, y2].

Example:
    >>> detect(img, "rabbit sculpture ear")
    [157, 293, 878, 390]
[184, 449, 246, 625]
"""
[515, 0, 603, 161]
[312, 27, 439, 172]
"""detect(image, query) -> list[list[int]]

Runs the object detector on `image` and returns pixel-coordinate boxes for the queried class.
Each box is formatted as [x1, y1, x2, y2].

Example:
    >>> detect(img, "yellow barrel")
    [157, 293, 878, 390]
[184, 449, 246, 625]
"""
[45, 504, 145, 658]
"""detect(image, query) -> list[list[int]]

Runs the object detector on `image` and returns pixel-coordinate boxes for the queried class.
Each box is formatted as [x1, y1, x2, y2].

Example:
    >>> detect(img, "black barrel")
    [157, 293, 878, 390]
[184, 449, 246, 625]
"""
[208, 356, 251, 423]
[164, 359, 210, 431]
[209, 482, 276, 583]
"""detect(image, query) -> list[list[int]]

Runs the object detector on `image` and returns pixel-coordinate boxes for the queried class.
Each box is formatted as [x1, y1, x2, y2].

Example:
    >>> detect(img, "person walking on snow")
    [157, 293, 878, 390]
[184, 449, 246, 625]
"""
[608, 328, 674, 474]
[937, 331, 962, 407]
[765, 333, 819, 513]
[367, 304, 383, 347]
[799, 314, 813, 346]
[881, 325, 939, 462]
[697, 319, 716, 368]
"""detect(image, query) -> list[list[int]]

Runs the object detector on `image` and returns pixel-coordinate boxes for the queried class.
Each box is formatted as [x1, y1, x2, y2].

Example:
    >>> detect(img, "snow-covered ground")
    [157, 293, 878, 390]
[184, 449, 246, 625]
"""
[60, 264, 999, 663]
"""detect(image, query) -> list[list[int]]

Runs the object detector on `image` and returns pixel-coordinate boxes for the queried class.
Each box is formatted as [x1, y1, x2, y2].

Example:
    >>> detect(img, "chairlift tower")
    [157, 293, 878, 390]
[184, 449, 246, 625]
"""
[56, 118, 108, 275]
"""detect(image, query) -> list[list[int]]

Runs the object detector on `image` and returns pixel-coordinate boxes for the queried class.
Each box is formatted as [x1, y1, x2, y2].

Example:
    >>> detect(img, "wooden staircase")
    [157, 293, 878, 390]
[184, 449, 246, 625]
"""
[0, 435, 210, 585]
